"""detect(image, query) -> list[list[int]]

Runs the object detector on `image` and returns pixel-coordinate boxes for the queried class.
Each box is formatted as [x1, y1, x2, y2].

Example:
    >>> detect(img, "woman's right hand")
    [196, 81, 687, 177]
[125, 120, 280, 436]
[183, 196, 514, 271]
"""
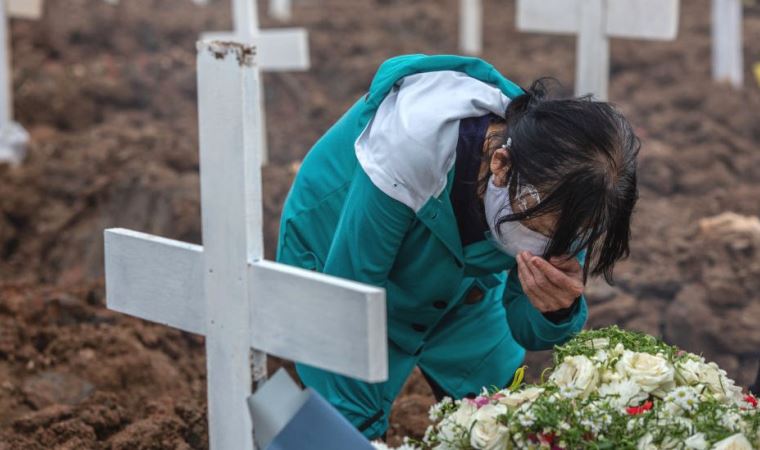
[516, 251, 584, 313]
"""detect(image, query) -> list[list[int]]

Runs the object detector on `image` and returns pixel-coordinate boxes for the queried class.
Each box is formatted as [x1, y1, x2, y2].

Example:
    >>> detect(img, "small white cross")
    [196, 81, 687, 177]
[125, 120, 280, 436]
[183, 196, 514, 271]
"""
[516, 0, 680, 100]
[269, 0, 291, 21]
[0, 0, 43, 164]
[459, 0, 483, 55]
[712, 0, 743, 88]
[203, 0, 310, 165]
[104, 41, 386, 450]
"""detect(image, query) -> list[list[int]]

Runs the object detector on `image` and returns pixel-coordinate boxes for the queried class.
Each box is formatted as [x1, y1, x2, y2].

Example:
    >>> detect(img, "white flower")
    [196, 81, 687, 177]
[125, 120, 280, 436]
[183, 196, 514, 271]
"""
[589, 337, 610, 349]
[638, 433, 657, 450]
[496, 386, 544, 409]
[598, 379, 648, 408]
[616, 351, 675, 395]
[684, 433, 709, 450]
[429, 396, 453, 421]
[437, 401, 478, 443]
[676, 359, 743, 403]
[550, 355, 599, 398]
[469, 404, 509, 450]
[664, 386, 701, 413]
[711, 434, 754, 450]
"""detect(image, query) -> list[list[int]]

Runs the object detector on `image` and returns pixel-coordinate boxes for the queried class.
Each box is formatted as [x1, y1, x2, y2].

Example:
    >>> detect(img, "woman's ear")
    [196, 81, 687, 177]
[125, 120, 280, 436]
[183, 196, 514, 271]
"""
[490, 147, 511, 187]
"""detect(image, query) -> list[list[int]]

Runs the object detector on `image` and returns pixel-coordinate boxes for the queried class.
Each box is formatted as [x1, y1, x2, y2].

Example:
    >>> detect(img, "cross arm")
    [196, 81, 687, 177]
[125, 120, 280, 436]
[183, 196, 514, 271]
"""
[248, 260, 388, 383]
[104, 228, 206, 335]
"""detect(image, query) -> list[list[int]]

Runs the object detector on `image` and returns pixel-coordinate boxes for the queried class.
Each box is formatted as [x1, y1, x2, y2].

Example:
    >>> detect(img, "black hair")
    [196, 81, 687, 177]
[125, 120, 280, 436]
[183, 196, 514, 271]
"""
[491, 79, 640, 283]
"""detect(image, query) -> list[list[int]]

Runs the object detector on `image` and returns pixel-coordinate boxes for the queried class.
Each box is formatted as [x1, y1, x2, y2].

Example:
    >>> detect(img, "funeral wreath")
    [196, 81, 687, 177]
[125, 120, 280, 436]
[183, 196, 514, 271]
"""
[375, 327, 760, 450]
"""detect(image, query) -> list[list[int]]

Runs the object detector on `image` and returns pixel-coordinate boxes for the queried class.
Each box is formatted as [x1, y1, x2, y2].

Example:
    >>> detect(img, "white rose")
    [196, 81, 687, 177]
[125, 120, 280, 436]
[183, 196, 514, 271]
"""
[497, 387, 544, 409]
[711, 434, 753, 450]
[437, 401, 477, 443]
[598, 379, 648, 408]
[684, 433, 709, 450]
[372, 443, 390, 450]
[550, 355, 599, 398]
[638, 434, 657, 450]
[677, 359, 744, 403]
[469, 404, 509, 449]
[616, 351, 675, 395]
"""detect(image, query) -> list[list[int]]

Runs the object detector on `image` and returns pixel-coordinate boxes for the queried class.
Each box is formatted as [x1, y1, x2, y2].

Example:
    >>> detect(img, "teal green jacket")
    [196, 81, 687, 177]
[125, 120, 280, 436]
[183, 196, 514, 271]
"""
[277, 54, 587, 387]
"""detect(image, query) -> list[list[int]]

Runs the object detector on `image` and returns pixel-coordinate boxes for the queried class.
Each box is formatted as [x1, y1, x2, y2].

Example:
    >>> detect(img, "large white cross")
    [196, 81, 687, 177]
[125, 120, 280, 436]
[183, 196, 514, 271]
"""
[104, 41, 387, 450]
[516, 0, 680, 100]
[712, 0, 743, 88]
[203, 0, 309, 165]
[0, 0, 43, 164]
[459, 0, 483, 55]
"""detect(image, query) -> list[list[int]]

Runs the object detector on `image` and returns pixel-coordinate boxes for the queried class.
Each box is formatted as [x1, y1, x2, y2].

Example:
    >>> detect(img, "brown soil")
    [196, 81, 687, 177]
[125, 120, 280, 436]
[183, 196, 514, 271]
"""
[1, 0, 759, 448]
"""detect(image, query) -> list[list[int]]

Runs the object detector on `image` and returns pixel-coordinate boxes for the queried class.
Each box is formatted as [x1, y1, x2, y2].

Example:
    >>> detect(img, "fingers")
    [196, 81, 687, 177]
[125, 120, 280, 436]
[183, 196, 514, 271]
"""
[549, 255, 582, 275]
[517, 252, 584, 312]
[517, 252, 553, 312]
[532, 257, 583, 298]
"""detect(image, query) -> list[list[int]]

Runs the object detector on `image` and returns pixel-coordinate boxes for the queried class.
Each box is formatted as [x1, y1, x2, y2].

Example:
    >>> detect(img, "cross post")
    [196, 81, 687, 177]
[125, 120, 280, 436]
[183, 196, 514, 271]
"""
[104, 41, 387, 450]
[459, 0, 483, 55]
[712, 0, 743, 88]
[269, 0, 291, 21]
[516, 0, 680, 100]
[203, 0, 310, 165]
[0, 0, 42, 164]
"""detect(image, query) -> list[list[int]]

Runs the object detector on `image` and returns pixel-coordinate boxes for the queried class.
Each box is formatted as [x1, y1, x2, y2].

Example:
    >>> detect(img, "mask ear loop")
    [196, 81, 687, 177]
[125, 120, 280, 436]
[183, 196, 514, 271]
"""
[503, 137, 542, 211]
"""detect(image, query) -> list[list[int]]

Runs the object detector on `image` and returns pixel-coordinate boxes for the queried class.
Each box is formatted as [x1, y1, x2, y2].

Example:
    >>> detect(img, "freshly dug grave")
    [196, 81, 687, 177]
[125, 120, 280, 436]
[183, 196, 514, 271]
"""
[0, 0, 759, 448]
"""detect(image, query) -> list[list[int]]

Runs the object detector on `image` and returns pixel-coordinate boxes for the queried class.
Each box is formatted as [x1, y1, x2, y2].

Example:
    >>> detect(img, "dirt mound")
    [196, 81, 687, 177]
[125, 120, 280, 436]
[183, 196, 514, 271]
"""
[1, 0, 759, 448]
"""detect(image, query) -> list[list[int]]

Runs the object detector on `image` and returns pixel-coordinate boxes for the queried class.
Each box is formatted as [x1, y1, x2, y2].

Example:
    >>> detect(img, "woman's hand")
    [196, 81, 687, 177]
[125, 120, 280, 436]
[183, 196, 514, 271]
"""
[516, 251, 584, 313]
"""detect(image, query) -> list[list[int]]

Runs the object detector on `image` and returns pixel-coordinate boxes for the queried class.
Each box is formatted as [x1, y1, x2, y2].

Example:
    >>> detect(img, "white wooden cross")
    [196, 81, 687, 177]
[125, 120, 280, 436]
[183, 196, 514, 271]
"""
[516, 0, 680, 100]
[203, 0, 309, 165]
[712, 0, 743, 88]
[459, 0, 483, 55]
[104, 41, 387, 450]
[0, 0, 43, 164]
[269, 0, 291, 21]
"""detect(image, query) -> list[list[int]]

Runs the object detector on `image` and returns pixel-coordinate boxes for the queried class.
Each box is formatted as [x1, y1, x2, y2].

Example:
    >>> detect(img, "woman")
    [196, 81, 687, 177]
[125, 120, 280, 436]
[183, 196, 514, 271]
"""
[277, 54, 639, 439]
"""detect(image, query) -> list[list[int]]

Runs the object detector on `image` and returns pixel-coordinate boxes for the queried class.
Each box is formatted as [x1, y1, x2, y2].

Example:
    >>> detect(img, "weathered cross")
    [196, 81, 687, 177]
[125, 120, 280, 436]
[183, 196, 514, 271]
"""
[0, 0, 43, 164]
[203, 0, 310, 165]
[712, 0, 743, 88]
[104, 41, 387, 450]
[516, 0, 680, 100]
[459, 0, 483, 55]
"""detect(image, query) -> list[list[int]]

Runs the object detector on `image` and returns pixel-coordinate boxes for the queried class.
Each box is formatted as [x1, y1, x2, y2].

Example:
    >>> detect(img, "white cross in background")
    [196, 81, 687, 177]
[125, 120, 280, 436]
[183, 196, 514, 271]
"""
[104, 41, 386, 450]
[269, 0, 291, 21]
[459, 0, 482, 55]
[516, 0, 680, 101]
[203, 0, 310, 165]
[0, 0, 43, 164]
[712, 0, 743, 88]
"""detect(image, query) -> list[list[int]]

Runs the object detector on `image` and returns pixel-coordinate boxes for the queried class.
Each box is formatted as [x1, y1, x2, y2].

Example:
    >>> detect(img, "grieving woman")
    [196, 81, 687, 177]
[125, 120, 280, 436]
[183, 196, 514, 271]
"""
[277, 54, 640, 439]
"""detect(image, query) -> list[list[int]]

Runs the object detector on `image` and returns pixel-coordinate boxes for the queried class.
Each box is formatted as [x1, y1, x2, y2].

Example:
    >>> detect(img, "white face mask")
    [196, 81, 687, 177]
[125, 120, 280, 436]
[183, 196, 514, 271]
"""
[484, 175, 550, 257]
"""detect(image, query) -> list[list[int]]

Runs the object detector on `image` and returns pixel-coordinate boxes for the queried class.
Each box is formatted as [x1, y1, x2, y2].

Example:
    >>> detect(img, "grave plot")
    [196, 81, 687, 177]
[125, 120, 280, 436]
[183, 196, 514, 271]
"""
[0, 0, 759, 449]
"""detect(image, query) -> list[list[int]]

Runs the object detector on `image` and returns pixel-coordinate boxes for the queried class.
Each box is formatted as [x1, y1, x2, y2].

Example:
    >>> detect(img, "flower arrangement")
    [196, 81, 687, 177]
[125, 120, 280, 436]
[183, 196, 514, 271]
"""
[375, 327, 760, 450]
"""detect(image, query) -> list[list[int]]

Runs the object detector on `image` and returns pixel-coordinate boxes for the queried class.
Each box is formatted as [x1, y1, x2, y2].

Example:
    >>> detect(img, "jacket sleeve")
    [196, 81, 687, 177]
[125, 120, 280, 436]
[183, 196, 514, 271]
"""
[502, 254, 588, 351]
[321, 166, 416, 286]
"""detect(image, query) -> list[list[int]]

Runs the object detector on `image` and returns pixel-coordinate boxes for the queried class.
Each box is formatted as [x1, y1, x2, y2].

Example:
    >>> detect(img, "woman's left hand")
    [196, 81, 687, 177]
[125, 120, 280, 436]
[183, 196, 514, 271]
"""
[516, 252, 584, 313]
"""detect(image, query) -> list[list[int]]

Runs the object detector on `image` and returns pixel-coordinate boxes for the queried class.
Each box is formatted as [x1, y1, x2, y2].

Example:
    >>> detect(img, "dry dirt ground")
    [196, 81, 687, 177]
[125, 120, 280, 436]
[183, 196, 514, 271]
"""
[1, 0, 759, 447]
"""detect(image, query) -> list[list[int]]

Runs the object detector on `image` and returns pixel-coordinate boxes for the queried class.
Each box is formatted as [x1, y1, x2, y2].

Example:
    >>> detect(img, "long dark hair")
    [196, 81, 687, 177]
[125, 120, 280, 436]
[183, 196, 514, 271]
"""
[489, 79, 640, 283]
